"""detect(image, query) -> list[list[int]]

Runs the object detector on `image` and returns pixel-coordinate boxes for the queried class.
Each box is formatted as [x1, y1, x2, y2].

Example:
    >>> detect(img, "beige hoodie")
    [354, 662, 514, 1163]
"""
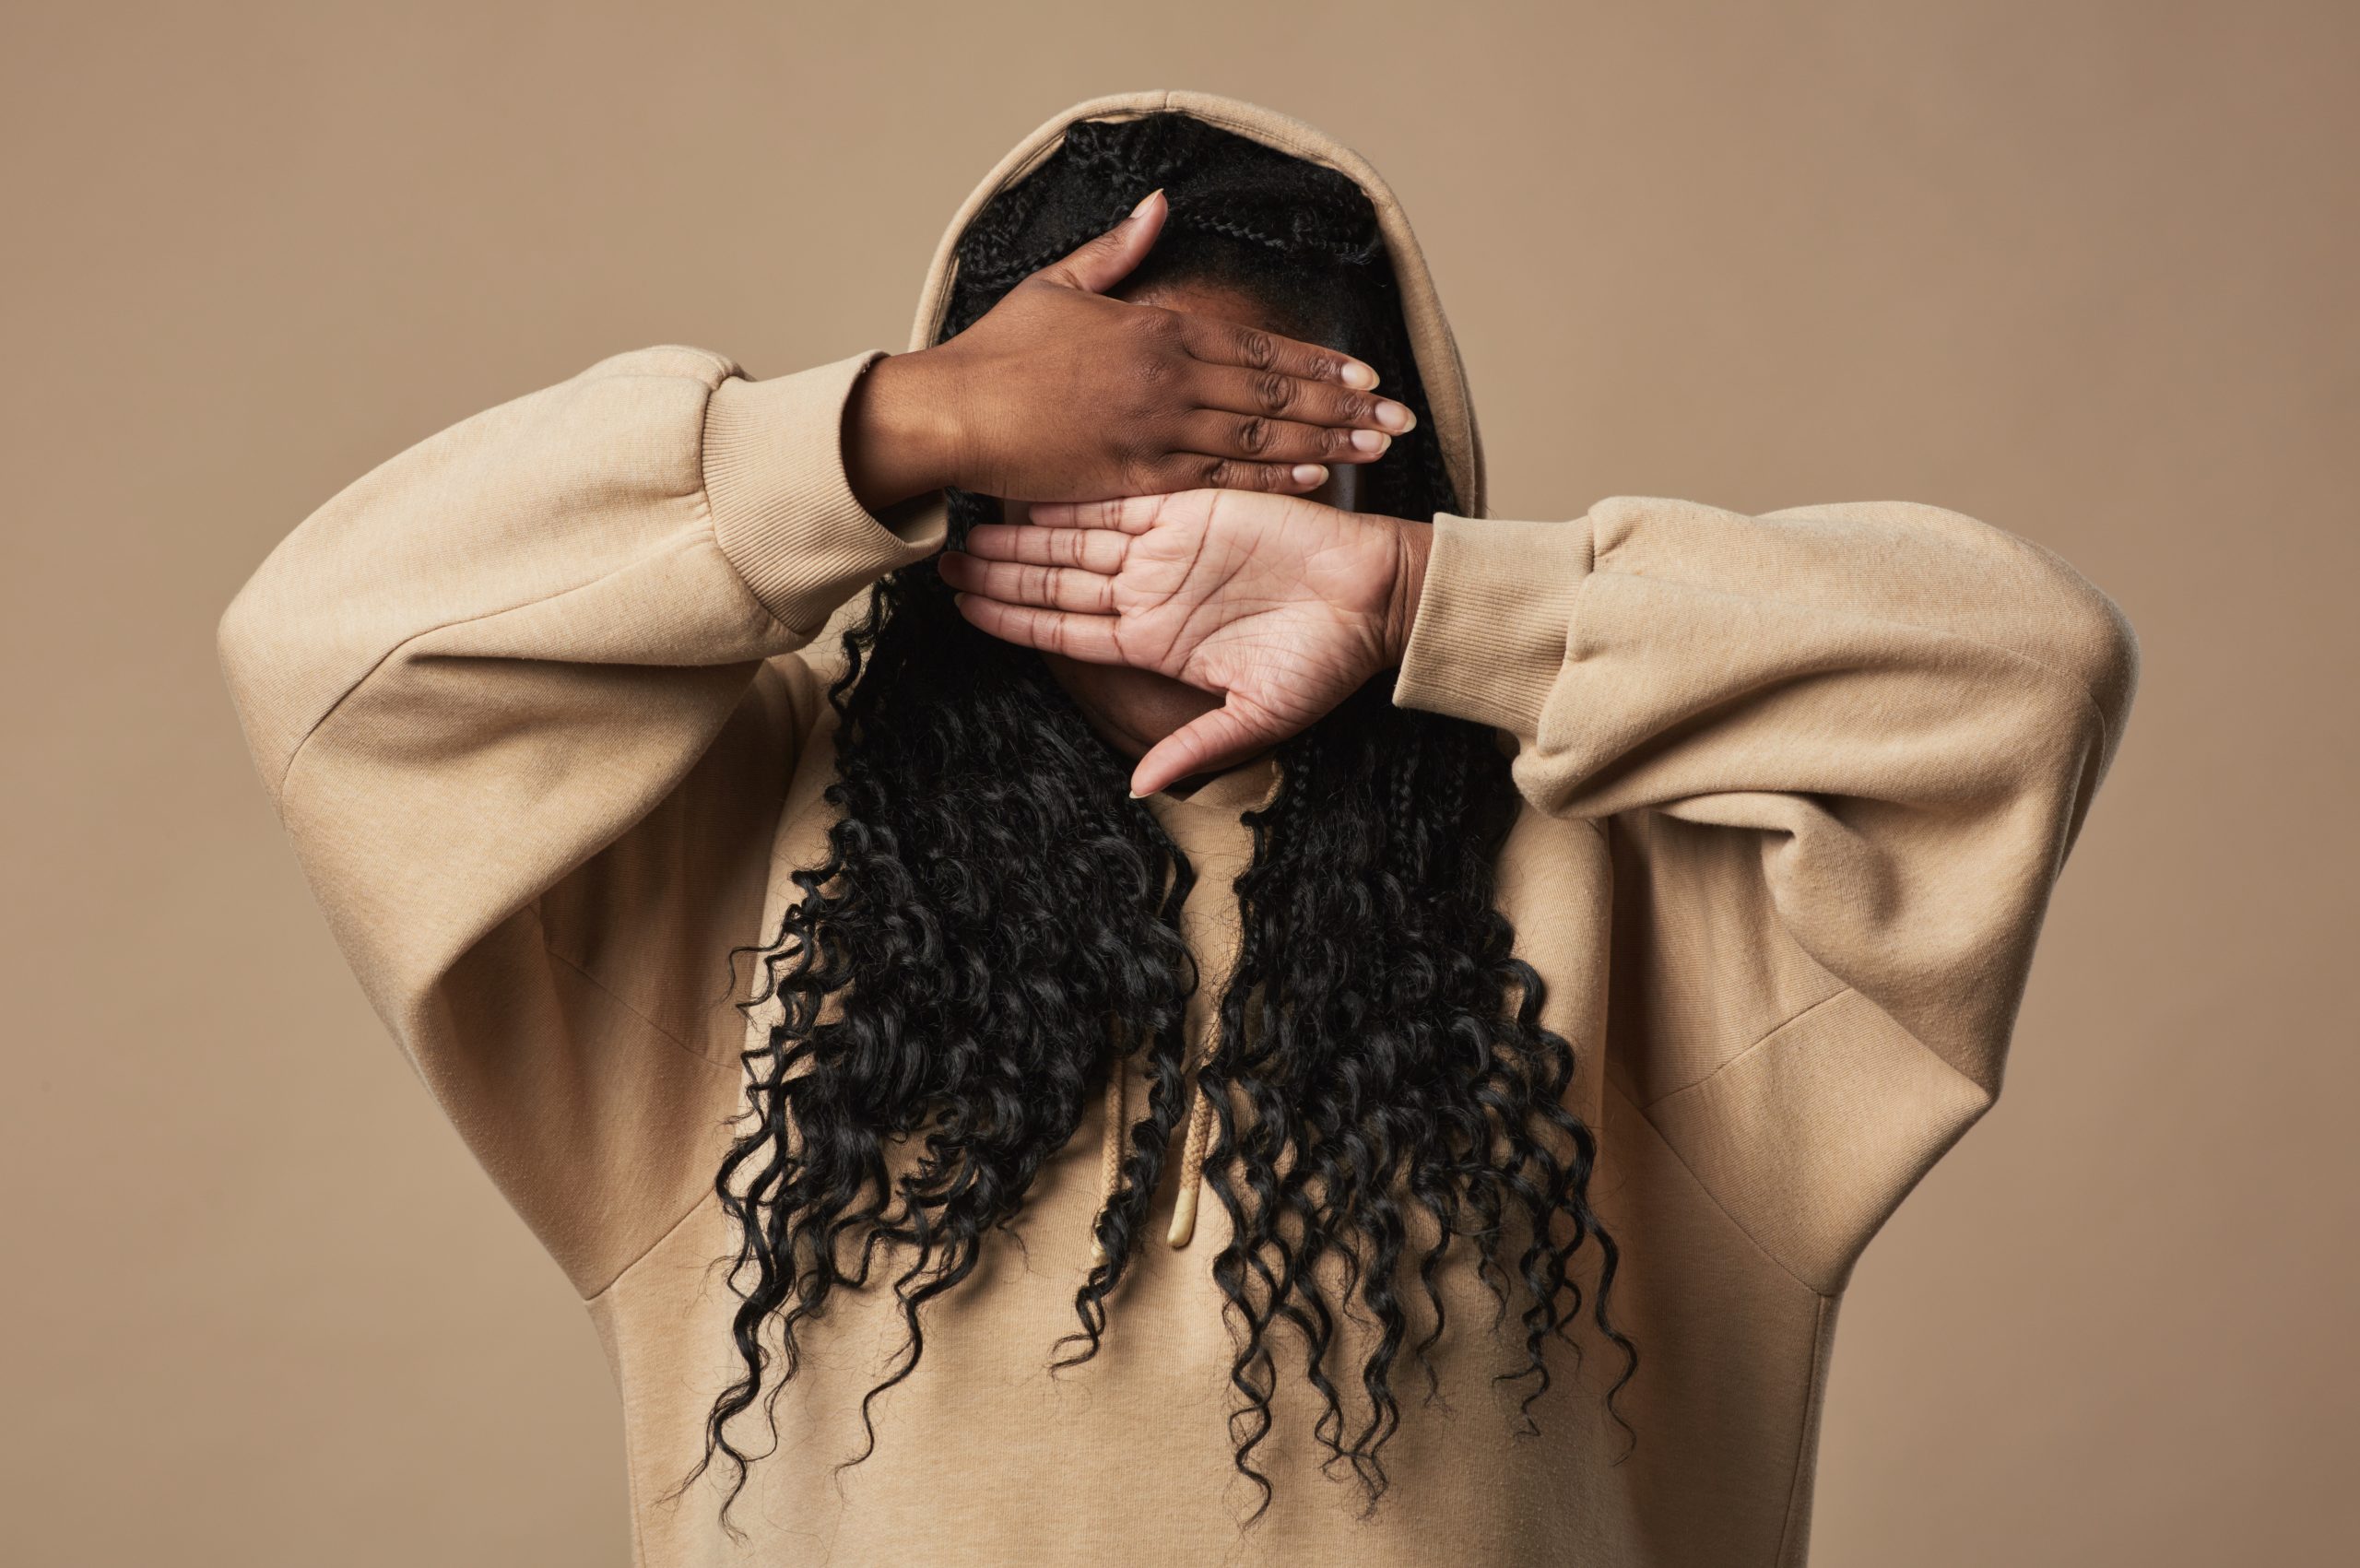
[217, 88, 2139, 1568]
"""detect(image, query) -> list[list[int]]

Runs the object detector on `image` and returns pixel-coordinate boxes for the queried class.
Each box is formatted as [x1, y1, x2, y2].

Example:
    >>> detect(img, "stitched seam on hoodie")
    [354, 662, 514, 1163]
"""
[544, 943, 741, 1075]
[1626, 988, 1995, 1292]
[272, 524, 712, 800]
[1605, 1074, 1821, 1296]
[1634, 986, 1852, 1116]
[270, 352, 734, 795]
[541, 942, 740, 1302]
[584, 1175, 729, 1305]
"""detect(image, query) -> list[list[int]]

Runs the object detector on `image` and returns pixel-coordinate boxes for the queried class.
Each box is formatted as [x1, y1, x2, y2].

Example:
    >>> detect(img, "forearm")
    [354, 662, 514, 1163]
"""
[1393, 497, 2138, 778]
[842, 349, 962, 513]
[218, 348, 939, 802]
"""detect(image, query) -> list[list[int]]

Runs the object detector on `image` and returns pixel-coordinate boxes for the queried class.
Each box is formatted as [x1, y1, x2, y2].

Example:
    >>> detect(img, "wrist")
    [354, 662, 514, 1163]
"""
[1380, 517, 1434, 668]
[843, 349, 962, 512]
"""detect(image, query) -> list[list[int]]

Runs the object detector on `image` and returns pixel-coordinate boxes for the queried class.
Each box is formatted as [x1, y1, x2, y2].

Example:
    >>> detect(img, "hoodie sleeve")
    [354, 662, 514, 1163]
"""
[1391, 495, 2139, 1295]
[215, 345, 949, 1298]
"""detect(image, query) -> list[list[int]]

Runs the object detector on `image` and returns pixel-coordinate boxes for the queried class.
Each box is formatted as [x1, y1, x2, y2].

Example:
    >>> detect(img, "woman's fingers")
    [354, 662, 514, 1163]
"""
[950, 594, 1127, 665]
[1173, 311, 1379, 393]
[1029, 187, 1167, 297]
[1186, 364, 1416, 442]
[938, 549, 1114, 613]
[1130, 700, 1268, 799]
[1018, 494, 1186, 533]
[962, 518, 1138, 561]
[1139, 455, 1330, 494]
[1171, 408, 1394, 469]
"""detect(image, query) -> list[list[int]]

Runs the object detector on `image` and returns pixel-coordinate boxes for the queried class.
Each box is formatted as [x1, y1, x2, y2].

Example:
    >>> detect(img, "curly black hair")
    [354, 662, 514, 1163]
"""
[666, 110, 1638, 1540]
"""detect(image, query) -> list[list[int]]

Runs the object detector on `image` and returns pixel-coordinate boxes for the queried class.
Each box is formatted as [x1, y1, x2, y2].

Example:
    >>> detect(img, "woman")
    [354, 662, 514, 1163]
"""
[218, 91, 2139, 1567]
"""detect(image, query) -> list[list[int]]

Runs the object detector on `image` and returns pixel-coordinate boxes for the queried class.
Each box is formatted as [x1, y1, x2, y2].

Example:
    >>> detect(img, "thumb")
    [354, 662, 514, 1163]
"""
[1035, 187, 1167, 296]
[1128, 698, 1266, 800]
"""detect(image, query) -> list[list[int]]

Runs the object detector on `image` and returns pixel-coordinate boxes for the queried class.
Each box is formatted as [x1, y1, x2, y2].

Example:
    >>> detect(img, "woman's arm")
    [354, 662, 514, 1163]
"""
[1390, 497, 2138, 1291]
[217, 346, 944, 1297]
[939, 488, 2138, 1291]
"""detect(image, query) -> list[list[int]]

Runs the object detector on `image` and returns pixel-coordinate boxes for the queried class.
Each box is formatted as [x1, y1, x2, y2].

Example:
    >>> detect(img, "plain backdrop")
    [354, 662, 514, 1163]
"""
[4, 3, 2352, 1563]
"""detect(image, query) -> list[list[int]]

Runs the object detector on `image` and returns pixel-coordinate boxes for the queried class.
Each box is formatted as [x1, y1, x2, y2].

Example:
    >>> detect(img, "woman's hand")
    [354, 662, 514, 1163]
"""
[938, 489, 1434, 796]
[842, 189, 1420, 513]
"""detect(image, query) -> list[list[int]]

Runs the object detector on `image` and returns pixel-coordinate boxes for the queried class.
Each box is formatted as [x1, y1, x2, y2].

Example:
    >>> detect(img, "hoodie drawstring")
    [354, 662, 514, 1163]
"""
[1088, 1047, 1217, 1267]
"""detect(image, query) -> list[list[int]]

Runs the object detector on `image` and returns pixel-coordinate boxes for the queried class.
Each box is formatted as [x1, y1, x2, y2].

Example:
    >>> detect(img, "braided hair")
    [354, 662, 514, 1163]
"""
[670, 111, 1638, 1540]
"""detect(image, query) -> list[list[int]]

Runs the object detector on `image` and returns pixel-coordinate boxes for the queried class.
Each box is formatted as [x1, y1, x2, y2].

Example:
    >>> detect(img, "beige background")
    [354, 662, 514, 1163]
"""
[4, 3, 2351, 1562]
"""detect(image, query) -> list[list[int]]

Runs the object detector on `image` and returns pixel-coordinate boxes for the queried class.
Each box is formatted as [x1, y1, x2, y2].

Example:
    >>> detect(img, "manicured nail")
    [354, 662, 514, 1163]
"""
[1375, 400, 1415, 432]
[1339, 360, 1379, 390]
[1127, 787, 1149, 798]
[1350, 429, 1389, 453]
[1292, 463, 1328, 485]
[1130, 187, 1163, 219]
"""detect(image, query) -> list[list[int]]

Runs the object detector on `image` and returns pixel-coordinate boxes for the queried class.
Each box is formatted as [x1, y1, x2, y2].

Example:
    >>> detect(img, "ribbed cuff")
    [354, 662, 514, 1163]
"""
[1391, 512, 1594, 737]
[701, 348, 951, 635]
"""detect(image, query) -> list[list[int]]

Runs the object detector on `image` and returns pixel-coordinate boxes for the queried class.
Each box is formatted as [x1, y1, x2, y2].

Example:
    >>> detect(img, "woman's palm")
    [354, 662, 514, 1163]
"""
[939, 488, 1422, 792]
[1102, 491, 1400, 737]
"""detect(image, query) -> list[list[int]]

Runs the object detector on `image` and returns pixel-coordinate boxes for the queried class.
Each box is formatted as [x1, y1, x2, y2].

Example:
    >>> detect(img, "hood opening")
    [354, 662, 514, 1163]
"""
[907, 89, 1487, 521]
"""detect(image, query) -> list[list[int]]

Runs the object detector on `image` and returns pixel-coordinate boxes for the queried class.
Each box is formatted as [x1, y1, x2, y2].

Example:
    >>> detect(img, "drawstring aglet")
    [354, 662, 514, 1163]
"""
[1166, 1077, 1215, 1248]
[1092, 1038, 1127, 1270]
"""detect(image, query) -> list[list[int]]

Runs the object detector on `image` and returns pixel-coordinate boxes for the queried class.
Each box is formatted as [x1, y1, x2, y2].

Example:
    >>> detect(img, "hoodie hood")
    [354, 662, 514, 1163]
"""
[899, 89, 1486, 1271]
[905, 88, 1488, 522]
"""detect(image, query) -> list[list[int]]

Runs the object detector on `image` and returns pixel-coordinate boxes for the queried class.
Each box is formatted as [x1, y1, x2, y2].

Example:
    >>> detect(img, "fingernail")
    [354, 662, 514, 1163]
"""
[1127, 787, 1149, 799]
[1292, 463, 1328, 485]
[1130, 187, 1163, 220]
[1350, 429, 1389, 453]
[1376, 400, 1415, 432]
[1339, 360, 1379, 390]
